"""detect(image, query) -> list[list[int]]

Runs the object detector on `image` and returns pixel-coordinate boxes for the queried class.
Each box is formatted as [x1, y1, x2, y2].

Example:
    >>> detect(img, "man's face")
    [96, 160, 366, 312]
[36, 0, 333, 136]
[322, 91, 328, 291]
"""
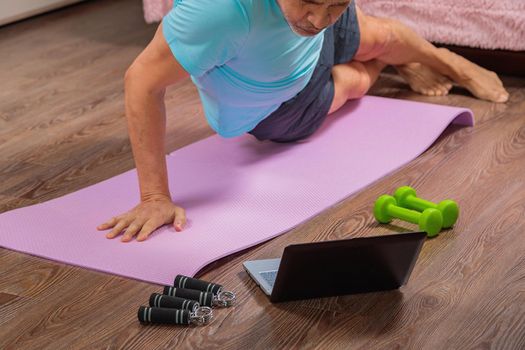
[277, 0, 352, 36]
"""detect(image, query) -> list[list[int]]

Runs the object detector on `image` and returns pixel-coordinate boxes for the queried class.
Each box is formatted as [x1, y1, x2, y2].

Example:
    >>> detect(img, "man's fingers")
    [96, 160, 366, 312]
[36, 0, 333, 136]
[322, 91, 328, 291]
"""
[97, 217, 119, 230]
[102, 202, 187, 242]
[106, 220, 129, 239]
[121, 222, 142, 242]
[136, 221, 161, 242]
[173, 208, 187, 231]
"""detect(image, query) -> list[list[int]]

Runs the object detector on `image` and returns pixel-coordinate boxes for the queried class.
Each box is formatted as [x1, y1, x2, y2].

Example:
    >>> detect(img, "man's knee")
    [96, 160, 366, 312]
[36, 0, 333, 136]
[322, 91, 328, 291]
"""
[329, 61, 372, 113]
[333, 61, 372, 100]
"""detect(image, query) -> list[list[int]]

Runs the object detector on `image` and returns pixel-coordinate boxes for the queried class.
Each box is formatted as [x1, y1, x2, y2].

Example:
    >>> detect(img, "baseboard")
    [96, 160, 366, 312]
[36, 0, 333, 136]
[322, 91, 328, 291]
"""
[0, 0, 86, 26]
[439, 44, 525, 78]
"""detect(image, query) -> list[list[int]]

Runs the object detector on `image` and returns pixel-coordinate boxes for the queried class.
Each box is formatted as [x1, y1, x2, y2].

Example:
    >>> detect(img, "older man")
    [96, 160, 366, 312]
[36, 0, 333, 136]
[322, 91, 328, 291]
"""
[97, 0, 508, 242]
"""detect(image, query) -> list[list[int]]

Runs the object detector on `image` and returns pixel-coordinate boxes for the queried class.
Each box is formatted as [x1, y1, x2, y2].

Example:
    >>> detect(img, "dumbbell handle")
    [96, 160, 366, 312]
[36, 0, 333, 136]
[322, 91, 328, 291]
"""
[403, 195, 437, 212]
[386, 204, 421, 224]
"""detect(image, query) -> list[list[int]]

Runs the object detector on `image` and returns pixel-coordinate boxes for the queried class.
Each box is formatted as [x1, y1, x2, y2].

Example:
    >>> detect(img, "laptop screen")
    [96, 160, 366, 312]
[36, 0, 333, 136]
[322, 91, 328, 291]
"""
[269, 232, 426, 302]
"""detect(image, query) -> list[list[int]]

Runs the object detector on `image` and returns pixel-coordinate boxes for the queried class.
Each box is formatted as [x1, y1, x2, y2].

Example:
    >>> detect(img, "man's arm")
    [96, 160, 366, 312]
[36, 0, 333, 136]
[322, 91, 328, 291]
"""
[97, 24, 190, 242]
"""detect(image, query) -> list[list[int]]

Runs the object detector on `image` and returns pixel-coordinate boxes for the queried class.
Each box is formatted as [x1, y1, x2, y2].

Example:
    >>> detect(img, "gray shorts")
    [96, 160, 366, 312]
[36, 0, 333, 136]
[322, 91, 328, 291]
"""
[249, 2, 361, 143]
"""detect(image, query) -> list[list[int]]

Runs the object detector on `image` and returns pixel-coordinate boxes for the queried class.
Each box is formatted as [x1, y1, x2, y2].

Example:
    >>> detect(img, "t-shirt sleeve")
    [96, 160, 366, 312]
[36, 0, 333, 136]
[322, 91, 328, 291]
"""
[162, 0, 250, 77]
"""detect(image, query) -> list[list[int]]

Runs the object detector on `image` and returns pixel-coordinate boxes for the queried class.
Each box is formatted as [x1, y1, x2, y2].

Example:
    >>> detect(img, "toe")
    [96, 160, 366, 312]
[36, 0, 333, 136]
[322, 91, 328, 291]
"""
[496, 92, 509, 103]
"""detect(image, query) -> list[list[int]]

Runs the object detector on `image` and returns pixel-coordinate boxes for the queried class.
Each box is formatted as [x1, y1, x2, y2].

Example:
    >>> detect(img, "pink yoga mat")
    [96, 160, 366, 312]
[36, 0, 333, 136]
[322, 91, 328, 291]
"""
[0, 96, 473, 285]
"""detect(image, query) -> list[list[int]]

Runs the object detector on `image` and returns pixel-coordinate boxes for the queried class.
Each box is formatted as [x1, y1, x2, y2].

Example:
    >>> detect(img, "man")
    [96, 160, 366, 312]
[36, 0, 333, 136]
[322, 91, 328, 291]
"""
[97, 0, 508, 242]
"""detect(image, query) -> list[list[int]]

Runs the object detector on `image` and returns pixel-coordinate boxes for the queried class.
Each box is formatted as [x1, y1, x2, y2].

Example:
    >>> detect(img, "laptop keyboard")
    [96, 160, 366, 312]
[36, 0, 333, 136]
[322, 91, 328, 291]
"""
[259, 270, 278, 287]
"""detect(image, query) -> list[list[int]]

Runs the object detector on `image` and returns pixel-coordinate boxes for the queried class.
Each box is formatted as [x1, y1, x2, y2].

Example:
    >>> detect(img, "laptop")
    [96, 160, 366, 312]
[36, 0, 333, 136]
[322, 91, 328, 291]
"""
[243, 231, 426, 302]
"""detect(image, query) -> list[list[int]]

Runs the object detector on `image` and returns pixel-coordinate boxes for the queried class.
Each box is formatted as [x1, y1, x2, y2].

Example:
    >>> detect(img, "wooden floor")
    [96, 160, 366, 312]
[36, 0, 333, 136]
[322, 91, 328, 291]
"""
[1, 1, 524, 349]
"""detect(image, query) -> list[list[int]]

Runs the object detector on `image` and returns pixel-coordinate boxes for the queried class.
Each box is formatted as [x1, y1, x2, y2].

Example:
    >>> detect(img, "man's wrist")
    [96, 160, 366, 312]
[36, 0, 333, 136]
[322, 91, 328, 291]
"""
[141, 192, 172, 202]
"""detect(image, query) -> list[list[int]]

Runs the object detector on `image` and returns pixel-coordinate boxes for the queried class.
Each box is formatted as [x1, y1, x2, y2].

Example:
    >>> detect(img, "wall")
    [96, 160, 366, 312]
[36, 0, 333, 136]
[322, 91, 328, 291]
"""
[0, 0, 86, 26]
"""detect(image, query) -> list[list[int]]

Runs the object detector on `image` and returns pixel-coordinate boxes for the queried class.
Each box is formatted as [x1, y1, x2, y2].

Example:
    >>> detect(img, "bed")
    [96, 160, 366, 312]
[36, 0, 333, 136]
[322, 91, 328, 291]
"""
[142, 0, 525, 76]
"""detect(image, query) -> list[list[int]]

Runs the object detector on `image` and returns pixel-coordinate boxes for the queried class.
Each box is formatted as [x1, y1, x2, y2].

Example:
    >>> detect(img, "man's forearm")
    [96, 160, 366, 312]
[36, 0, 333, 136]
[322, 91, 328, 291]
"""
[125, 78, 170, 202]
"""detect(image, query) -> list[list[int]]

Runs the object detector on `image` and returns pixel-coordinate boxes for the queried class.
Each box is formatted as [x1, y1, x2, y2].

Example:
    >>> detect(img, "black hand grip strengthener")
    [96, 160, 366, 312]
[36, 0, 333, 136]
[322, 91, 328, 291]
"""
[138, 306, 190, 325]
[174, 275, 223, 294]
[163, 286, 214, 307]
[149, 293, 199, 312]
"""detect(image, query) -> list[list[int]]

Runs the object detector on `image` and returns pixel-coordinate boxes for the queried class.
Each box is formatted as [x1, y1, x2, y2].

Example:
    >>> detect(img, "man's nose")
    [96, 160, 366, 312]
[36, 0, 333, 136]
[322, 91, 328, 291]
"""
[308, 12, 331, 30]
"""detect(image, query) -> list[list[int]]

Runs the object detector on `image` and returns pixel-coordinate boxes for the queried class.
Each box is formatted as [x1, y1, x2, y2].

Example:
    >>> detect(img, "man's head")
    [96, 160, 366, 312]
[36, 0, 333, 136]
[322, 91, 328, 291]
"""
[277, 0, 352, 36]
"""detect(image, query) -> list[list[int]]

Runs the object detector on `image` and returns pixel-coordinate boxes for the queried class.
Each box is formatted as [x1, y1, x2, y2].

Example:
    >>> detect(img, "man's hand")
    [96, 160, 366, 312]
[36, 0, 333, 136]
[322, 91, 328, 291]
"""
[97, 195, 187, 242]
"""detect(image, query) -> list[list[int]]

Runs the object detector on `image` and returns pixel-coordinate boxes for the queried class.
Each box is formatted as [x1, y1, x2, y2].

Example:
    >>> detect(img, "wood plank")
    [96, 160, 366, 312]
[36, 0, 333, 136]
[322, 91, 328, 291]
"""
[0, 292, 18, 306]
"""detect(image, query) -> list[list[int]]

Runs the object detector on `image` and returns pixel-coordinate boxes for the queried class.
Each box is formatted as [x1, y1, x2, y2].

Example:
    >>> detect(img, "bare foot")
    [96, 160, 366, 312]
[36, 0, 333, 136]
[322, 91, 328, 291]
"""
[396, 63, 453, 96]
[437, 48, 509, 103]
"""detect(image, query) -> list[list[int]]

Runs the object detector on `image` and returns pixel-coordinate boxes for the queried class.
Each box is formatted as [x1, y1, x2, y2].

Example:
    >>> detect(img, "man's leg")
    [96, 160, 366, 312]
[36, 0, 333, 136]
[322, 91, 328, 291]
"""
[329, 5, 509, 114]
[354, 6, 508, 103]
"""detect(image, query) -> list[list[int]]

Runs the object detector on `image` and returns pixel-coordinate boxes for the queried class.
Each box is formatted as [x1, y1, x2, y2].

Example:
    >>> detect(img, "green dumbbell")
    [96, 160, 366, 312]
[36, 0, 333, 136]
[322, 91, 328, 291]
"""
[374, 195, 443, 237]
[394, 186, 458, 229]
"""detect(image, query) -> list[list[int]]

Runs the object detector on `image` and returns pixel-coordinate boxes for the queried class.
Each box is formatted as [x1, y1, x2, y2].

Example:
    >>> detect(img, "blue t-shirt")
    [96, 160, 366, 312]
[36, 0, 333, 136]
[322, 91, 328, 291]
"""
[162, 0, 324, 137]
